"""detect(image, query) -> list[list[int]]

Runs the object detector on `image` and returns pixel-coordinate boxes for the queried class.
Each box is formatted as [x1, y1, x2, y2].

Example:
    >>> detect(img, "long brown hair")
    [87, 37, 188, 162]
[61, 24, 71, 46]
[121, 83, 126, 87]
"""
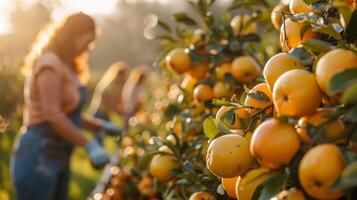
[22, 12, 96, 83]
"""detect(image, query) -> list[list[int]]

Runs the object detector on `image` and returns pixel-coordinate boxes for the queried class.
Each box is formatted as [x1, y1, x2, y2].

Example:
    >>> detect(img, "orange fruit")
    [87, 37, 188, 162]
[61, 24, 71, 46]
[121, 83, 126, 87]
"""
[280, 19, 319, 51]
[232, 108, 250, 129]
[244, 83, 273, 115]
[230, 14, 257, 36]
[296, 109, 346, 143]
[315, 49, 357, 95]
[221, 177, 238, 198]
[193, 84, 214, 103]
[213, 81, 230, 99]
[263, 53, 304, 92]
[166, 48, 191, 74]
[250, 118, 300, 169]
[189, 62, 210, 80]
[149, 154, 179, 182]
[273, 69, 322, 118]
[181, 74, 198, 94]
[235, 168, 276, 200]
[138, 176, 156, 196]
[231, 56, 261, 83]
[215, 62, 232, 80]
[206, 134, 253, 178]
[274, 188, 306, 200]
[189, 191, 215, 200]
[289, 0, 310, 14]
[299, 144, 346, 199]
[271, 3, 290, 30]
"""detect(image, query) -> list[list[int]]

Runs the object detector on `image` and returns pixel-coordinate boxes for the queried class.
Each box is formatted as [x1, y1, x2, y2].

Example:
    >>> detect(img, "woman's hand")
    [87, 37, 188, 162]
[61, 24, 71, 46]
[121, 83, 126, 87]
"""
[85, 140, 110, 168]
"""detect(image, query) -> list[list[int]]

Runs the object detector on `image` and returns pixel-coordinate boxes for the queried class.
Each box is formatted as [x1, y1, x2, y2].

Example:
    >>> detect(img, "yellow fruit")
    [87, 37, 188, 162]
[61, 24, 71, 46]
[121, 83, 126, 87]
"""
[289, 0, 310, 14]
[231, 14, 257, 36]
[232, 108, 250, 129]
[166, 48, 191, 74]
[189, 191, 215, 200]
[299, 144, 346, 199]
[231, 56, 261, 83]
[315, 49, 357, 95]
[274, 188, 306, 200]
[280, 19, 319, 51]
[206, 134, 253, 178]
[193, 84, 214, 103]
[271, 3, 290, 30]
[263, 53, 304, 92]
[235, 168, 276, 200]
[250, 119, 300, 169]
[181, 75, 198, 94]
[245, 83, 273, 115]
[189, 62, 210, 80]
[149, 154, 179, 182]
[273, 69, 322, 118]
[296, 109, 346, 143]
[215, 62, 232, 80]
[222, 177, 238, 198]
[213, 81, 230, 99]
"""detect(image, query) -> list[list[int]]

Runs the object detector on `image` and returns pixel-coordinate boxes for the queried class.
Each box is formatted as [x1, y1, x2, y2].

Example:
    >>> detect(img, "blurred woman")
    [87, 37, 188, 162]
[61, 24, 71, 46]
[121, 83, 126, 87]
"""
[88, 61, 129, 144]
[122, 65, 150, 125]
[11, 12, 121, 200]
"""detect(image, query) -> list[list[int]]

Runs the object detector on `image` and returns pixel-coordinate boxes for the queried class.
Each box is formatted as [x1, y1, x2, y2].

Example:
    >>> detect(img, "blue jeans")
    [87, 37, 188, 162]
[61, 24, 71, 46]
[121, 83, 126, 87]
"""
[93, 111, 109, 145]
[11, 125, 73, 200]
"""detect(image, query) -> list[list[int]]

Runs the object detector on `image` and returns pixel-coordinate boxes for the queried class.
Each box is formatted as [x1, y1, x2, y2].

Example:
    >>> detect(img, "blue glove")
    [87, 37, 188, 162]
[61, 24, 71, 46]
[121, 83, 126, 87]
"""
[101, 121, 122, 136]
[85, 140, 110, 168]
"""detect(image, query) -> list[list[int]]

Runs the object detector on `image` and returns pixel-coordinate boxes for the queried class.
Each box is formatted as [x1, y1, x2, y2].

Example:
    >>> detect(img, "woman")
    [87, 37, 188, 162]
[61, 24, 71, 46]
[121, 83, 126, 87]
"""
[88, 61, 129, 144]
[11, 12, 120, 200]
[122, 65, 150, 124]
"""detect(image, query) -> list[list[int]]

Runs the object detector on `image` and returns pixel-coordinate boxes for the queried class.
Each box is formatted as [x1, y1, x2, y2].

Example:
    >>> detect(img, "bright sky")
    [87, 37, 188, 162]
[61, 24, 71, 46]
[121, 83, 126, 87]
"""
[0, 0, 169, 35]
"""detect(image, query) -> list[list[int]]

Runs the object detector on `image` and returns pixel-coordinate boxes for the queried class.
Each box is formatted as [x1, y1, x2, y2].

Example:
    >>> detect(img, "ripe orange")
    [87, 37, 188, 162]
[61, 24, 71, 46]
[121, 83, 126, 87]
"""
[235, 168, 276, 200]
[189, 62, 210, 80]
[166, 48, 192, 74]
[299, 144, 346, 199]
[206, 134, 253, 178]
[138, 176, 156, 196]
[280, 19, 319, 51]
[149, 154, 179, 182]
[193, 84, 214, 103]
[181, 75, 198, 94]
[244, 83, 273, 115]
[315, 49, 357, 95]
[296, 109, 346, 143]
[263, 53, 304, 92]
[221, 177, 238, 198]
[273, 69, 322, 118]
[289, 0, 310, 14]
[250, 119, 300, 169]
[274, 188, 306, 200]
[213, 81, 230, 99]
[215, 62, 232, 80]
[230, 14, 257, 36]
[189, 191, 215, 200]
[271, 3, 290, 30]
[231, 56, 261, 83]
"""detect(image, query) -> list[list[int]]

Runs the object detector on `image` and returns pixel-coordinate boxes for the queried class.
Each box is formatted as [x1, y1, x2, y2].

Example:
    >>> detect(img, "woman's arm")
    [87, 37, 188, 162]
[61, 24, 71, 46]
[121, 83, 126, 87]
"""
[37, 68, 88, 147]
[80, 114, 103, 131]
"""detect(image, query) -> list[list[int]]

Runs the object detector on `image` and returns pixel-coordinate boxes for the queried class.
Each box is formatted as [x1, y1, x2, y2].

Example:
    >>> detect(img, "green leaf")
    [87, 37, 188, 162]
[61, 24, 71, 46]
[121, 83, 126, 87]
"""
[247, 91, 271, 102]
[174, 13, 197, 26]
[330, 174, 357, 191]
[328, 68, 357, 94]
[203, 116, 220, 139]
[342, 82, 357, 103]
[345, 8, 357, 44]
[302, 39, 334, 53]
[334, 0, 352, 28]
[229, 0, 269, 10]
[288, 47, 313, 65]
[212, 99, 232, 106]
[345, 105, 357, 123]
[158, 20, 171, 32]
[252, 172, 288, 200]
[314, 24, 342, 41]
[225, 108, 236, 127]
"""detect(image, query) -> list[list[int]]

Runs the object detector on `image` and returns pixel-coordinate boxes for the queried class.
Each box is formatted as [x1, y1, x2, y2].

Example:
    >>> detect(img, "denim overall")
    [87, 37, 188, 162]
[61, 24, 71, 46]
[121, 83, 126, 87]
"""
[11, 87, 88, 200]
